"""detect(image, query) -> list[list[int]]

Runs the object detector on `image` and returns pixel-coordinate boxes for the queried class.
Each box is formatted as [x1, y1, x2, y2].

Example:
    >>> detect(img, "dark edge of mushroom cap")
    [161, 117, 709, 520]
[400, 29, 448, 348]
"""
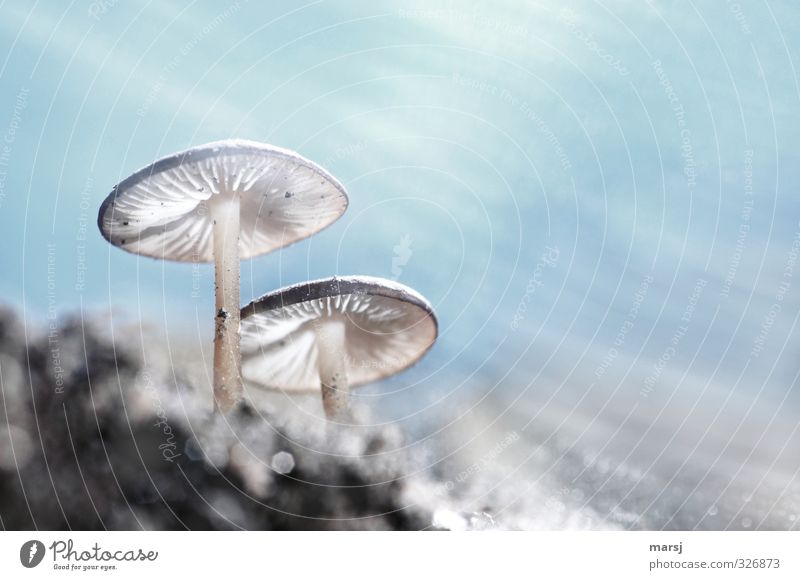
[240, 275, 439, 388]
[242, 275, 437, 327]
[96, 139, 349, 260]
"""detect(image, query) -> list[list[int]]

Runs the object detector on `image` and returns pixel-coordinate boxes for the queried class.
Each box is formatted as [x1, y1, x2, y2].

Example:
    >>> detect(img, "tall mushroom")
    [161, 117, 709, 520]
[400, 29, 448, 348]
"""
[239, 276, 438, 419]
[97, 140, 348, 411]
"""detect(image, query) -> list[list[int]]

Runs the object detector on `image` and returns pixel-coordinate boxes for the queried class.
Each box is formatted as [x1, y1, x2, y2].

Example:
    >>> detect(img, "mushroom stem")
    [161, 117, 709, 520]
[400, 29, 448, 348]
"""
[314, 319, 349, 419]
[211, 192, 241, 411]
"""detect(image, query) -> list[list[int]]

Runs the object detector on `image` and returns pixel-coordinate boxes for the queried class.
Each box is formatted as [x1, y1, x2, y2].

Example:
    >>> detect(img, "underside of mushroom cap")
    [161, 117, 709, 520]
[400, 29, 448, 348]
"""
[239, 276, 438, 392]
[97, 139, 348, 262]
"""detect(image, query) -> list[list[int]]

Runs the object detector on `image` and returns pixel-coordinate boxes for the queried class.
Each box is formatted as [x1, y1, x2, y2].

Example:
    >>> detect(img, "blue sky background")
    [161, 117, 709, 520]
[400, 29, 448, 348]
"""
[1, 0, 799, 526]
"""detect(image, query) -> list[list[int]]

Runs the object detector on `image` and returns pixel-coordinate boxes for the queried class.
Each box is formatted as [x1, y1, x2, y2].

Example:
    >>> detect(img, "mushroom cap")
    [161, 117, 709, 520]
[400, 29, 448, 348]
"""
[97, 139, 348, 262]
[240, 276, 438, 392]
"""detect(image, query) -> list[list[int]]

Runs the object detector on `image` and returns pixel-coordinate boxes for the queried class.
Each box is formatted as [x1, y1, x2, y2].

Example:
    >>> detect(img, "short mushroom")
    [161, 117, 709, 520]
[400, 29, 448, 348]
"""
[239, 276, 438, 419]
[98, 139, 348, 411]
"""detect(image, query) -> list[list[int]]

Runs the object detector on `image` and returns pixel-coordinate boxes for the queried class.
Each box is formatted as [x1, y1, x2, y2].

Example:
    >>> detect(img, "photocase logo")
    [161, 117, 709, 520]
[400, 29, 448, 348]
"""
[20, 540, 46, 568]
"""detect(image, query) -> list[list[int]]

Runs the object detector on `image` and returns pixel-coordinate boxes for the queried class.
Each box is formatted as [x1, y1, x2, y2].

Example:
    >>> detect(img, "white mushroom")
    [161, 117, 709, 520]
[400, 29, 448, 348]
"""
[239, 276, 438, 419]
[97, 140, 348, 411]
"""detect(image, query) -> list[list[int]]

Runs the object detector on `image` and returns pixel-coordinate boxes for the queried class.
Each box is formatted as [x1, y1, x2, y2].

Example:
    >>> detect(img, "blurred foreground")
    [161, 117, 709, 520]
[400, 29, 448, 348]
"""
[0, 307, 796, 530]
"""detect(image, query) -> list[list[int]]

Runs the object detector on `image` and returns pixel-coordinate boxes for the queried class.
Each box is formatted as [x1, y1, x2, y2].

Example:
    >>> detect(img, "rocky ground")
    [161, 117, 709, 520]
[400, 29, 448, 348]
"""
[0, 306, 444, 530]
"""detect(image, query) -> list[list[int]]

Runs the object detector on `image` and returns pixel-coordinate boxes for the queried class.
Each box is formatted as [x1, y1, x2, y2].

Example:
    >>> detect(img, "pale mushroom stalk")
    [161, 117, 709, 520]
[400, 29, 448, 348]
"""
[314, 317, 348, 419]
[211, 191, 241, 411]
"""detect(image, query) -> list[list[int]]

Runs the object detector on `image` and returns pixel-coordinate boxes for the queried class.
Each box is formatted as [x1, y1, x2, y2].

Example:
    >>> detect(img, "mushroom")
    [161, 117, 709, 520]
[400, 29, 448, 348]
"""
[239, 276, 438, 419]
[97, 139, 348, 411]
